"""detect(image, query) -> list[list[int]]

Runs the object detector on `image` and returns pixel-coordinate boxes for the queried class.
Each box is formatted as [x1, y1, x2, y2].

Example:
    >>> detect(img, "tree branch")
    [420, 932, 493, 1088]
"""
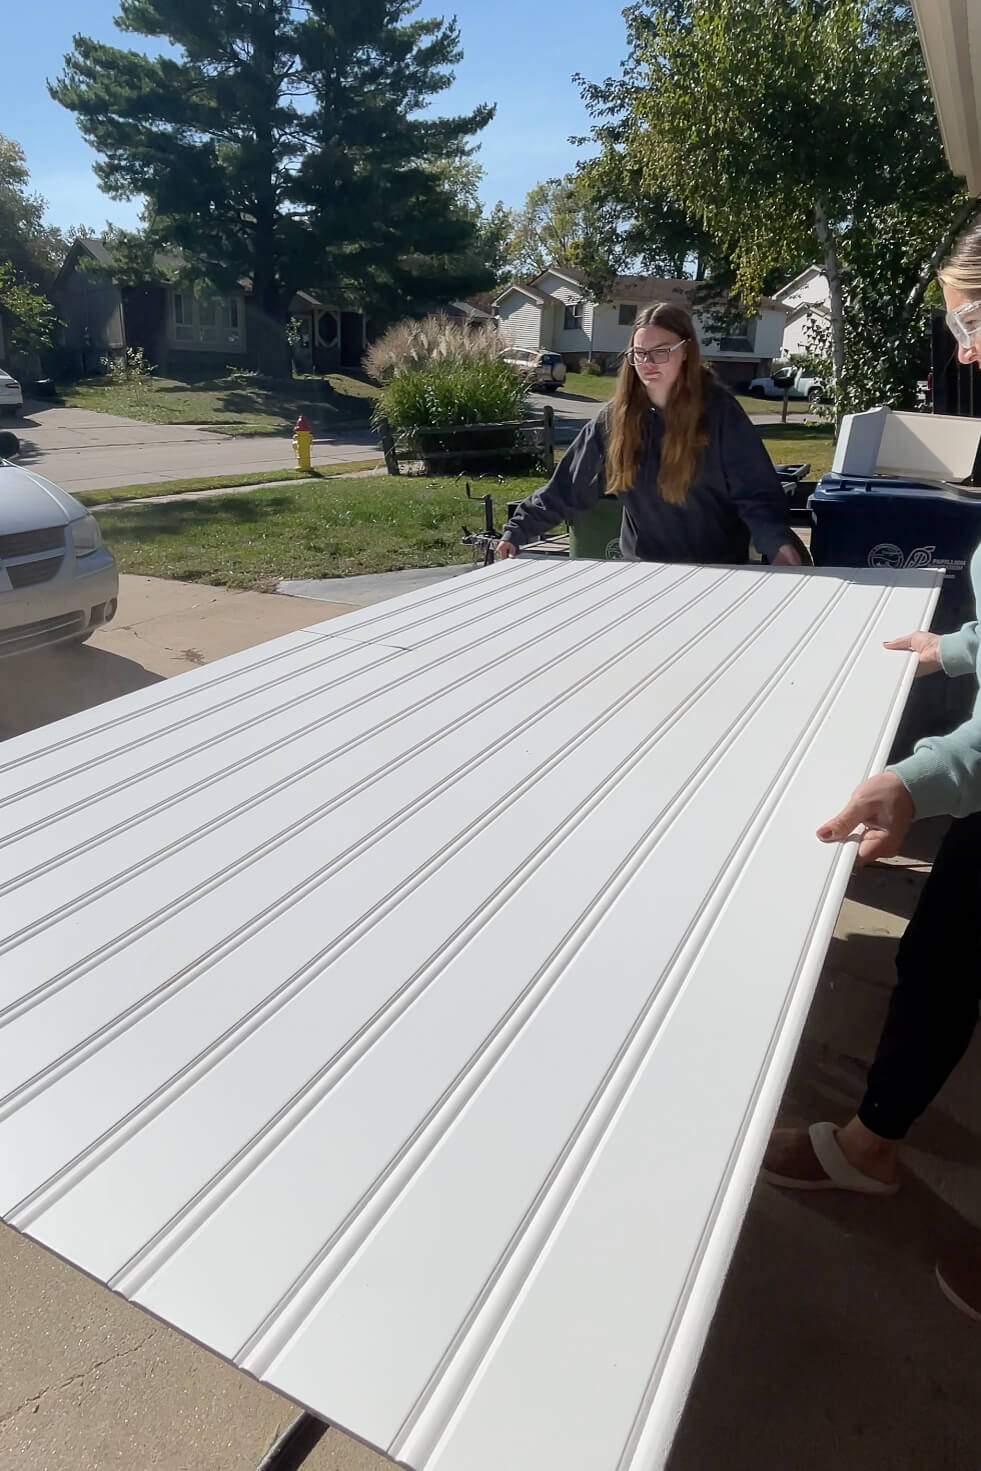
[904, 195, 981, 320]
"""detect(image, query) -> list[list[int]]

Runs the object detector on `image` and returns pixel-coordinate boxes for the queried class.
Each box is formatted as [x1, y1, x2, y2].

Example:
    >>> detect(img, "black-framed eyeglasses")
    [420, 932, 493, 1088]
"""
[625, 340, 689, 366]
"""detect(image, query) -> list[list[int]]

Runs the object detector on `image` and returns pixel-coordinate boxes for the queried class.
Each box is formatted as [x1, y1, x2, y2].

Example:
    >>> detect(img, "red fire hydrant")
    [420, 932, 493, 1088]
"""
[292, 415, 313, 472]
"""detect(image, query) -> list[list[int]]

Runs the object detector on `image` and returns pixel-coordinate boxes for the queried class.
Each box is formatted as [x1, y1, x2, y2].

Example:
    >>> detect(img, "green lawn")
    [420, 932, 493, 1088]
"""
[757, 422, 834, 477]
[78, 460, 382, 507]
[559, 371, 618, 401]
[96, 473, 546, 591]
[60, 369, 379, 434]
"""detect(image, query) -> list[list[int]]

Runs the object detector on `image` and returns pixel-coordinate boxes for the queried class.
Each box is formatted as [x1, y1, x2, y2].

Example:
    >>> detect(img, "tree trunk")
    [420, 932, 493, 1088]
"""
[246, 296, 293, 380]
[247, 0, 292, 382]
[814, 199, 845, 429]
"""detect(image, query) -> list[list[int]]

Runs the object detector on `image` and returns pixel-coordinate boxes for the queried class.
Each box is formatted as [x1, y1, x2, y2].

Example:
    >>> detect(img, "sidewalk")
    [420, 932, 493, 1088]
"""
[0, 575, 354, 741]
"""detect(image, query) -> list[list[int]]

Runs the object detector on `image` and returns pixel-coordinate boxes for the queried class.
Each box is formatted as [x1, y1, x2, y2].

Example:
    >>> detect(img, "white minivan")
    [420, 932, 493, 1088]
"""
[0, 434, 118, 656]
[0, 369, 23, 417]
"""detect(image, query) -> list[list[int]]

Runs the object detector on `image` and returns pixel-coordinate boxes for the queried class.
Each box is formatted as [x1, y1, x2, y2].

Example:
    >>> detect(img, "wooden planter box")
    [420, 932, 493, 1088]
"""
[376, 406, 555, 477]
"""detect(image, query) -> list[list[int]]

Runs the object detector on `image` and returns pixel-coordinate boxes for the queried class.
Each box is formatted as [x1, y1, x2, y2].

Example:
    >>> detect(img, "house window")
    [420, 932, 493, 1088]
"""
[719, 320, 755, 353]
[173, 293, 193, 342]
[563, 301, 584, 331]
[197, 299, 218, 343]
[171, 292, 243, 347]
[618, 303, 637, 327]
[316, 311, 338, 347]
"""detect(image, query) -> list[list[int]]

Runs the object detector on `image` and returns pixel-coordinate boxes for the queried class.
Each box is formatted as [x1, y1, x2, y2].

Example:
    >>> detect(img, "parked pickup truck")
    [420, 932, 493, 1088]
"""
[748, 365, 825, 407]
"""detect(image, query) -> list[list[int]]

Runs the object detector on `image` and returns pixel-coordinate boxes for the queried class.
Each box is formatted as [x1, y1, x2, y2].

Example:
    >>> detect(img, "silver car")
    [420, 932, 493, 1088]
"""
[0, 440, 118, 656]
[0, 369, 23, 417]
[499, 347, 568, 392]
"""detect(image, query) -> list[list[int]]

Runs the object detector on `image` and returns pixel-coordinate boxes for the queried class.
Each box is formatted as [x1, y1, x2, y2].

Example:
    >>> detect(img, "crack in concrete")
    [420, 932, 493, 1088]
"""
[0, 1328, 161, 1426]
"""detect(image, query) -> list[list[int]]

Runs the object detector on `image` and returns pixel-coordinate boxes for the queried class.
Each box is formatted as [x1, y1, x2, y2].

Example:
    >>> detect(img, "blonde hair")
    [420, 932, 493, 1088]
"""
[606, 302, 712, 504]
[939, 217, 981, 295]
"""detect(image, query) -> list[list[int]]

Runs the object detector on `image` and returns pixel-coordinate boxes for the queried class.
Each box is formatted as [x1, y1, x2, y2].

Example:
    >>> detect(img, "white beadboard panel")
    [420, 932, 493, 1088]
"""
[0, 559, 939, 1471]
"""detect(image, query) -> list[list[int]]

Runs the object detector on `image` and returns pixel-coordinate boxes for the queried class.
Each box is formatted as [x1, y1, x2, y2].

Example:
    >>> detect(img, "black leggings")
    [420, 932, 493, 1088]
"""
[858, 811, 981, 1141]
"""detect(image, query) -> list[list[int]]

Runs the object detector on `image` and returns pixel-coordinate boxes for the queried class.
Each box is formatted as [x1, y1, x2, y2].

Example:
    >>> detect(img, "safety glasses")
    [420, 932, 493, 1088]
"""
[945, 300, 981, 349]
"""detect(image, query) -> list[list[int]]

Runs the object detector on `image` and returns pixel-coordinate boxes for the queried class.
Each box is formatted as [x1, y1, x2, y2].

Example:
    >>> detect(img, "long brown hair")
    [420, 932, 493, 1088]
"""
[606, 302, 712, 504]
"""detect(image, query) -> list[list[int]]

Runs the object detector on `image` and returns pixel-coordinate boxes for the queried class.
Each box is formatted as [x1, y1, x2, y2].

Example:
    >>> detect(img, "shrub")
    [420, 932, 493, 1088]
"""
[101, 346, 156, 384]
[578, 358, 603, 376]
[375, 358, 525, 431]
[375, 357, 528, 473]
[364, 313, 501, 383]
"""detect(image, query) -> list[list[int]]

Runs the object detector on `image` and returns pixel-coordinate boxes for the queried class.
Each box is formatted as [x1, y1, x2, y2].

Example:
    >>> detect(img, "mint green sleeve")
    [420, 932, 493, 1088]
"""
[939, 621, 980, 678]
[889, 714, 981, 820]
[888, 545, 981, 818]
[888, 617, 981, 819]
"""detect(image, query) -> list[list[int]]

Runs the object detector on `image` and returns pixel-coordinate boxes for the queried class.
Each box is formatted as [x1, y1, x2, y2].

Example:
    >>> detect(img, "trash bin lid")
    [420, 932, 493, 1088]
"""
[834, 407, 981, 486]
[813, 472, 981, 504]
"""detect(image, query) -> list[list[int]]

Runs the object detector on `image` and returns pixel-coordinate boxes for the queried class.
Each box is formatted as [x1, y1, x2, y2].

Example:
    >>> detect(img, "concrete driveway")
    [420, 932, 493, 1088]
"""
[8, 399, 380, 496]
[527, 386, 605, 444]
[0, 573, 356, 742]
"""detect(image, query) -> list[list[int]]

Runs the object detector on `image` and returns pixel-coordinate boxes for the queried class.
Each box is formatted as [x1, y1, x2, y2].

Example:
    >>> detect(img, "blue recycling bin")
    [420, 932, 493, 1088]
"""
[810, 472, 981, 755]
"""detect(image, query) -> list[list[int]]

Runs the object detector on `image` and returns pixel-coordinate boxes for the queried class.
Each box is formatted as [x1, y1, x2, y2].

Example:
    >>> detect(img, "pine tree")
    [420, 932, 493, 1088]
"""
[52, 0, 494, 375]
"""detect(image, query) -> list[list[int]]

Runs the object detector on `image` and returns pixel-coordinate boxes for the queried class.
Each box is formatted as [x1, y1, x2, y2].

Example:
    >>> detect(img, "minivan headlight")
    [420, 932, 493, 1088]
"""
[71, 515, 103, 558]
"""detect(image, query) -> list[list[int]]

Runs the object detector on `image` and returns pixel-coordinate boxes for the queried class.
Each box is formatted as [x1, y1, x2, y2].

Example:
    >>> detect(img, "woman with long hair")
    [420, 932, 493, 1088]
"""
[498, 301, 802, 567]
[765, 218, 981, 1321]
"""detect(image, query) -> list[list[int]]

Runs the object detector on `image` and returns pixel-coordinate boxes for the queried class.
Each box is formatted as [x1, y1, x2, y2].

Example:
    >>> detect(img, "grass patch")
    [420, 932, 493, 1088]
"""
[757, 421, 834, 477]
[78, 460, 382, 507]
[559, 372, 618, 402]
[59, 369, 379, 433]
[96, 473, 547, 591]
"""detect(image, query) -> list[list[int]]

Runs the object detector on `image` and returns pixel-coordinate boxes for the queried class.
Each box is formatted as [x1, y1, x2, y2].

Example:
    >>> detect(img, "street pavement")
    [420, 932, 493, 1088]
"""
[6, 401, 381, 496]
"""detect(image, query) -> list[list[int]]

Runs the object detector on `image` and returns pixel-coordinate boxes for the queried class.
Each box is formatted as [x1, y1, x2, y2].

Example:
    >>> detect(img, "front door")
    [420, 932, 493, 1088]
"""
[340, 312, 363, 369]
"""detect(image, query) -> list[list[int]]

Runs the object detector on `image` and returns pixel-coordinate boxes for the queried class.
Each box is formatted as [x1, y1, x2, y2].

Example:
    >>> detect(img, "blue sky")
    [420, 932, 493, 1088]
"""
[3, 0, 629, 232]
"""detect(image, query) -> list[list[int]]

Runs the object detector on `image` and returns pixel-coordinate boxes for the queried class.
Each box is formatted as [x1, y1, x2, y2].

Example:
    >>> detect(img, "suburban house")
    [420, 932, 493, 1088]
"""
[288, 289, 368, 375]
[52, 238, 368, 377]
[445, 295, 495, 325]
[493, 266, 787, 386]
[773, 265, 830, 359]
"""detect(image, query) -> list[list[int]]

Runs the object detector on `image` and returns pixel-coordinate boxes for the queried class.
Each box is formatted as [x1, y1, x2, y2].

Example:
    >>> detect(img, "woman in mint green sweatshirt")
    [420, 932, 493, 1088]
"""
[764, 221, 981, 1323]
